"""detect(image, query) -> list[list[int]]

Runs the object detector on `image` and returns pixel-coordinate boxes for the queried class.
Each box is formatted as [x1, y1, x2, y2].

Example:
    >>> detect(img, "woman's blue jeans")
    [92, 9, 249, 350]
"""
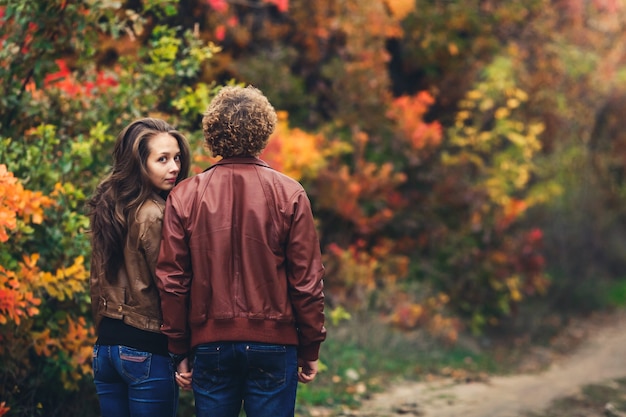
[92, 345, 178, 417]
[192, 342, 298, 417]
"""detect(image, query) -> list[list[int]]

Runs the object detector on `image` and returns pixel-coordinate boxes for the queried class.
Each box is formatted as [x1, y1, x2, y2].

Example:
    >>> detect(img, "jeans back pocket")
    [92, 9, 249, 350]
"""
[119, 346, 151, 382]
[246, 344, 289, 391]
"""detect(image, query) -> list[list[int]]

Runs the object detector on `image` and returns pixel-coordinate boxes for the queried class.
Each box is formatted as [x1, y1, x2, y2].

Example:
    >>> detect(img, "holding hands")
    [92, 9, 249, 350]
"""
[174, 357, 193, 390]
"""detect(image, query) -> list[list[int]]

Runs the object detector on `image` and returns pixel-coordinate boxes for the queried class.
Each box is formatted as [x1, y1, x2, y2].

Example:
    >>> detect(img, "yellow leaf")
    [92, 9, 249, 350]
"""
[384, 0, 416, 20]
[448, 42, 459, 56]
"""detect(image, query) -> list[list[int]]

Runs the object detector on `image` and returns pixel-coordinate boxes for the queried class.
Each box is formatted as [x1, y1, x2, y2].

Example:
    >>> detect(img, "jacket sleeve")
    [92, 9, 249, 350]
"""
[286, 190, 326, 361]
[139, 215, 162, 284]
[155, 194, 192, 354]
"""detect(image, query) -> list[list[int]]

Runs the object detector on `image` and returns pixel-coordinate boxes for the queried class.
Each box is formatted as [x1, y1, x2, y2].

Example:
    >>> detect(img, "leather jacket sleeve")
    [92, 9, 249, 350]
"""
[286, 191, 327, 361]
[140, 213, 163, 282]
[155, 194, 192, 354]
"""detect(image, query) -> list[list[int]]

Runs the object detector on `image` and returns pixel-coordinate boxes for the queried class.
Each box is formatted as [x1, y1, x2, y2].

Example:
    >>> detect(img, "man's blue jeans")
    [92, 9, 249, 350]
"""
[193, 342, 298, 417]
[92, 345, 178, 417]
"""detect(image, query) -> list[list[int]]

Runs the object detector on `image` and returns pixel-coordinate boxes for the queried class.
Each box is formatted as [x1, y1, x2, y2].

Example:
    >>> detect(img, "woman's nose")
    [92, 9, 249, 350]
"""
[169, 160, 180, 173]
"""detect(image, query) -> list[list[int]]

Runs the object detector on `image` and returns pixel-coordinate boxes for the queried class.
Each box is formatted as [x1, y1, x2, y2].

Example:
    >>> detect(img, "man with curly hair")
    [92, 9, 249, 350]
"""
[156, 85, 326, 417]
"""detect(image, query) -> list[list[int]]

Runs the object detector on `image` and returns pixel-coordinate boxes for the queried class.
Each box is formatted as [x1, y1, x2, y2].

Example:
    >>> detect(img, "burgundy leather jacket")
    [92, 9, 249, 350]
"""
[156, 157, 326, 360]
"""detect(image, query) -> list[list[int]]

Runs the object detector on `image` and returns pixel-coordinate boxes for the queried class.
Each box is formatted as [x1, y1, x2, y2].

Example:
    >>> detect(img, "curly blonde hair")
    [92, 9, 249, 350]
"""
[202, 85, 277, 158]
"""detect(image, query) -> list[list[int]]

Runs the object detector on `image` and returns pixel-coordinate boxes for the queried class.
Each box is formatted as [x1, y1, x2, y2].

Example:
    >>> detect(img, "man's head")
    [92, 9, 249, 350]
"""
[202, 85, 277, 158]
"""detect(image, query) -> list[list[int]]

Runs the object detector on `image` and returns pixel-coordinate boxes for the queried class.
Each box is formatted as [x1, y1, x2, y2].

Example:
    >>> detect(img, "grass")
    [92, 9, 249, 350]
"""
[295, 312, 504, 415]
[607, 280, 626, 307]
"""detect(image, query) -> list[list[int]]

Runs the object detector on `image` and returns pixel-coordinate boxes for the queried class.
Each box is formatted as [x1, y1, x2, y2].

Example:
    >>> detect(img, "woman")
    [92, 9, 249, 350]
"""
[87, 118, 191, 417]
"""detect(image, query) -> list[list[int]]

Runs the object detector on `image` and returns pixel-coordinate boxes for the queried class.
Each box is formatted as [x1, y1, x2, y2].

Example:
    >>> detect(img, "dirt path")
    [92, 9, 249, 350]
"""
[360, 309, 626, 417]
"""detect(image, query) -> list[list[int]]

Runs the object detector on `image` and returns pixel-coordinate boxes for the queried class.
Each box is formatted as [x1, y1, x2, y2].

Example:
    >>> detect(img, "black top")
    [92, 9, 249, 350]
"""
[96, 317, 169, 356]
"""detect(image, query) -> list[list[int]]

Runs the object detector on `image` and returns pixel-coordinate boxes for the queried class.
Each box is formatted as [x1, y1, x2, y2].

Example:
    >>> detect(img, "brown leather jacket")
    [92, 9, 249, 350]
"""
[90, 194, 166, 334]
[156, 157, 326, 360]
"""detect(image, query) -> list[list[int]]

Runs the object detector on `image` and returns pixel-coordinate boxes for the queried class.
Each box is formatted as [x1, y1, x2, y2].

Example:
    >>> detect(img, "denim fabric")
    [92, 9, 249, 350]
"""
[92, 345, 178, 417]
[193, 342, 298, 417]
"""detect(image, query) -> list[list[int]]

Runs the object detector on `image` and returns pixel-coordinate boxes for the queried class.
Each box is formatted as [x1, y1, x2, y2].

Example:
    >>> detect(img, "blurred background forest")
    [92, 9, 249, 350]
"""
[2, 0, 626, 416]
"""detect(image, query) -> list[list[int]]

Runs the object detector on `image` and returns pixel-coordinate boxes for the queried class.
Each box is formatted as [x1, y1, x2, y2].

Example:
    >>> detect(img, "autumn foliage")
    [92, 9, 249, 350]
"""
[0, 166, 52, 244]
[0, 165, 93, 415]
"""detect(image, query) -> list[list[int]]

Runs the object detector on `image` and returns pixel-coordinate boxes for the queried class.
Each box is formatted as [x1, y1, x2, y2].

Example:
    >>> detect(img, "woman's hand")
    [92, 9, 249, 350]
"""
[175, 357, 193, 390]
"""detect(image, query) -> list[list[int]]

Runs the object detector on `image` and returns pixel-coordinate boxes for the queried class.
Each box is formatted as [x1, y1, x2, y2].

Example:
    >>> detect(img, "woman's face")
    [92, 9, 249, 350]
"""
[145, 133, 182, 192]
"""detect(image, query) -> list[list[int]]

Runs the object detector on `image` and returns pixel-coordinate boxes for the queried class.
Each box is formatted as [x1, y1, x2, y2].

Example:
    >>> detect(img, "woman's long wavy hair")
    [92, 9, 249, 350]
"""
[87, 118, 191, 281]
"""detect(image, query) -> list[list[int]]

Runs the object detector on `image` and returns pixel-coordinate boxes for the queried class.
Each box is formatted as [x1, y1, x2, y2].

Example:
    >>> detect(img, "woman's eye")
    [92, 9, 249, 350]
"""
[174, 155, 181, 161]
[157, 156, 167, 162]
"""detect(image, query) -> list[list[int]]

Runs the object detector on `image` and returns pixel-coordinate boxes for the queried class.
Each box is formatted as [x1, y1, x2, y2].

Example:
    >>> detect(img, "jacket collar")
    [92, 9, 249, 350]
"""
[206, 156, 271, 170]
[150, 191, 166, 204]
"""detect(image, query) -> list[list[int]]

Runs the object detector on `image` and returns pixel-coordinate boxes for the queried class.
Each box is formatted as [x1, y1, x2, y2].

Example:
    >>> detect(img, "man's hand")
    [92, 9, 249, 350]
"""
[297, 358, 318, 384]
